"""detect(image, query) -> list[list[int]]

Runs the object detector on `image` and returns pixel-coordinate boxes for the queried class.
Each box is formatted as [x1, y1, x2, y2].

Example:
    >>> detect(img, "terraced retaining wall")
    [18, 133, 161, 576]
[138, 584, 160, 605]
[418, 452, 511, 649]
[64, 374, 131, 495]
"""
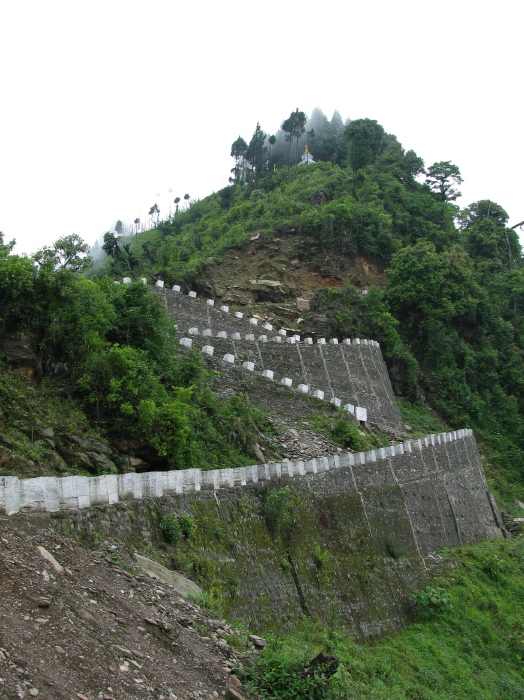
[158, 286, 403, 433]
[2, 429, 504, 637]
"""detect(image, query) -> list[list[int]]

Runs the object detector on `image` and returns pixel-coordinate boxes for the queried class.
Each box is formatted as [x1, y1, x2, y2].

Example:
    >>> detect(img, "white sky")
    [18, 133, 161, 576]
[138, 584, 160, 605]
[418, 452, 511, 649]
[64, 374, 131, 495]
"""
[1, 0, 522, 256]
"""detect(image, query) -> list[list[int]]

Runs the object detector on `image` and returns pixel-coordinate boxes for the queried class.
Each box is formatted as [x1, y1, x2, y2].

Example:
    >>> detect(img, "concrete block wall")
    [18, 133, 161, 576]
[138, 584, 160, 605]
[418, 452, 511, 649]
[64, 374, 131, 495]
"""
[155, 286, 402, 432]
[180, 333, 369, 423]
[0, 430, 505, 550]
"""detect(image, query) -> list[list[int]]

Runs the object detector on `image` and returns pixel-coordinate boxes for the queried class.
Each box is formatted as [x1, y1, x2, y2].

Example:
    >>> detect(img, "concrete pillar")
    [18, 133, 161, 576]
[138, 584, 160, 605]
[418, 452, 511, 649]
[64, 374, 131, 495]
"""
[19, 477, 46, 512]
[245, 333, 255, 341]
[180, 338, 192, 348]
[262, 369, 274, 380]
[202, 345, 214, 356]
[172, 285, 181, 292]
[223, 353, 235, 363]
[281, 377, 292, 387]
[235, 311, 243, 319]
[217, 331, 228, 339]
[330, 397, 342, 408]
[232, 332, 241, 340]
[207, 299, 214, 306]
[156, 280, 165, 288]
[220, 305, 229, 313]
[312, 389, 324, 400]
[188, 291, 197, 298]
[243, 361, 255, 371]
[249, 317, 258, 325]
[356, 406, 368, 422]
[188, 327, 199, 335]
[297, 384, 309, 393]
[202, 329, 212, 337]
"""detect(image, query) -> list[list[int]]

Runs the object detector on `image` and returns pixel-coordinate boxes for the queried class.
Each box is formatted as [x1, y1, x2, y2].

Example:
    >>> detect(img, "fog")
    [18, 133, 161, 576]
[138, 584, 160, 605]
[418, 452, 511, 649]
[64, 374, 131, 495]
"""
[1, 1, 521, 255]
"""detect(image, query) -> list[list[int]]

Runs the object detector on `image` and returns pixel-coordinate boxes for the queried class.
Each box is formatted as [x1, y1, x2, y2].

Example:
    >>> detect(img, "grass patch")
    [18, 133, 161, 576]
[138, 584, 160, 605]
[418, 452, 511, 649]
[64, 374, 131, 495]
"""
[240, 537, 524, 699]
[396, 397, 450, 438]
[309, 411, 389, 451]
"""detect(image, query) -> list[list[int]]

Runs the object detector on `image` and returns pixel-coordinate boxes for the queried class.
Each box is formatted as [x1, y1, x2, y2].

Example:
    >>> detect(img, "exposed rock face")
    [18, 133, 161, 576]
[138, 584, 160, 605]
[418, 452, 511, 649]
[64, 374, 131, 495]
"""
[0, 334, 41, 381]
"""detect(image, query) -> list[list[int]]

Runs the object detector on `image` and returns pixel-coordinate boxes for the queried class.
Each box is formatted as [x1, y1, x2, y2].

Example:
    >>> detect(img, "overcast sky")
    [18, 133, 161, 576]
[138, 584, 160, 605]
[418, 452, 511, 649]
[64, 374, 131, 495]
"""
[1, 0, 521, 256]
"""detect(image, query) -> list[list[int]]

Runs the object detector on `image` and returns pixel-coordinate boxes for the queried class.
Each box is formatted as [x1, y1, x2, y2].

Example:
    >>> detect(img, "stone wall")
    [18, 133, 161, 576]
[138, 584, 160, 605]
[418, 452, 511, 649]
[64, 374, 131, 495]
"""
[0, 431, 503, 547]
[2, 429, 504, 637]
[157, 286, 403, 432]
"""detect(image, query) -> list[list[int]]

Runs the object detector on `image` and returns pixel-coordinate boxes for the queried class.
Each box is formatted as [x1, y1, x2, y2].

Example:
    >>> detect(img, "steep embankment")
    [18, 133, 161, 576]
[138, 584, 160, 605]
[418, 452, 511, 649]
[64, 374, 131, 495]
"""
[0, 521, 259, 700]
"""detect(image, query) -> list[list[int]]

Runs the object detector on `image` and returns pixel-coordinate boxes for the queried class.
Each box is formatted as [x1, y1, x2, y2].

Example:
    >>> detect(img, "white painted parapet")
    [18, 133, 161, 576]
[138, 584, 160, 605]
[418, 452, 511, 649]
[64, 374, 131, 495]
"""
[188, 291, 197, 299]
[180, 338, 192, 348]
[123, 277, 132, 284]
[0, 430, 481, 516]
[262, 370, 274, 380]
[202, 345, 214, 356]
[172, 285, 181, 292]
[223, 353, 235, 364]
[281, 377, 293, 387]
[243, 361, 255, 371]
[156, 280, 165, 288]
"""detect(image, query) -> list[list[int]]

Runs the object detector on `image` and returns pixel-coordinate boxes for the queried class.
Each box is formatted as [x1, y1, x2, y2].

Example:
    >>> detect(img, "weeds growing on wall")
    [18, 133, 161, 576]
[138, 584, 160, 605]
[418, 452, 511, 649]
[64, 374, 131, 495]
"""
[240, 537, 524, 699]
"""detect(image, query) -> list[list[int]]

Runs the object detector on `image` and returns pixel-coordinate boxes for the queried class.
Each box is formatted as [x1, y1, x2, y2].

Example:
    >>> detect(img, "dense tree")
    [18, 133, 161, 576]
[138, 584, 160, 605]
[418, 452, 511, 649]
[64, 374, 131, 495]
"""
[33, 234, 92, 272]
[134, 217, 140, 234]
[115, 220, 123, 235]
[102, 231, 120, 258]
[174, 197, 181, 213]
[459, 200, 520, 272]
[425, 161, 463, 202]
[345, 118, 387, 171]
[245, 122, 267, 179]
[230, 136, 248, 183]
[149, 203, 160, 225]
[281, 108, 307, 177]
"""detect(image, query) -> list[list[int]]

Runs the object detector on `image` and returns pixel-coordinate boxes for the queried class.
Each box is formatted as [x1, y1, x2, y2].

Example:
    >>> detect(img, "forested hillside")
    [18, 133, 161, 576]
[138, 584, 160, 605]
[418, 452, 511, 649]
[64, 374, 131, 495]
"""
[89, 111, 524, 507]
[2, 110, 524, 699]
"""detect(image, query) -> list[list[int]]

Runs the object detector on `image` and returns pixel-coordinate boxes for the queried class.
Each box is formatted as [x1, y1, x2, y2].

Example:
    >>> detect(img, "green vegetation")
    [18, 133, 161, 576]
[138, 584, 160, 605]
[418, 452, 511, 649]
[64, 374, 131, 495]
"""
[241, 537, 524, 699]
[0, 236, 271, 472]
[260, 485, 303, 537]
[310, 410, 389, 451]
[159, 513, 197, 546]
[159, 514, 183, 545]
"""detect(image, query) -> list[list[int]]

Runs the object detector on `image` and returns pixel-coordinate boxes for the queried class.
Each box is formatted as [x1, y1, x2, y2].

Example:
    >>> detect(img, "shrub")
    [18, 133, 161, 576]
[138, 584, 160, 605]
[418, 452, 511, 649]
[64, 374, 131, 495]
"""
[159, 513, 182, 545]
[178, 514, 197, 539]
[411, 586, 453, 617]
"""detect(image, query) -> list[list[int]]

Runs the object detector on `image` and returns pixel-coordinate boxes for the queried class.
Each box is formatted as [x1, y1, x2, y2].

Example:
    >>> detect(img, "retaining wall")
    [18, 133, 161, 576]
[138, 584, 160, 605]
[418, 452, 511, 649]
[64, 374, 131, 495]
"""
[0, 430, 504, 550]
[156, 286, 402, 432]
[2, 428, 504, 637]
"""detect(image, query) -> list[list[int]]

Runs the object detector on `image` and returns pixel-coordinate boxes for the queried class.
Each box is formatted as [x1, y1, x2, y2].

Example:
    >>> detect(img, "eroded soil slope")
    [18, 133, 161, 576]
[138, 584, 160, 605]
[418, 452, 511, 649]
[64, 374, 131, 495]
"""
[0, 520, 258, 700]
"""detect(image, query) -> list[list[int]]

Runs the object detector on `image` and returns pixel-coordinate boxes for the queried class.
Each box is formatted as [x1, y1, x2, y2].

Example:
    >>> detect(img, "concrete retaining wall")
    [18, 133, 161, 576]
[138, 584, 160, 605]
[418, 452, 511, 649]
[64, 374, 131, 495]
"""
[156, 286, 402, 432]
[0, 430, 504, 548]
